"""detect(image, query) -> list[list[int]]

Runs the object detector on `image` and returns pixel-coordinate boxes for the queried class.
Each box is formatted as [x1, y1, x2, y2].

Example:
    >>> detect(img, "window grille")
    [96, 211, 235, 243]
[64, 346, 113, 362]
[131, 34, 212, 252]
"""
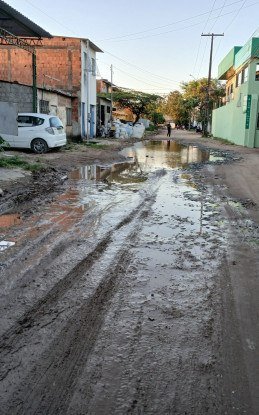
[39, 100, 49, 114]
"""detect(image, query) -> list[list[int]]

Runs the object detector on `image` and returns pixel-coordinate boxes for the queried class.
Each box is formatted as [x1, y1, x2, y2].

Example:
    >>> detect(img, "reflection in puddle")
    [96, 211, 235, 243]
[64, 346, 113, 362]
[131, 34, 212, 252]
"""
[1, 140, 226, 255]
[69, 141, 224, 183]
[0, 240, 15, 251]
[121, 141, 219, 170]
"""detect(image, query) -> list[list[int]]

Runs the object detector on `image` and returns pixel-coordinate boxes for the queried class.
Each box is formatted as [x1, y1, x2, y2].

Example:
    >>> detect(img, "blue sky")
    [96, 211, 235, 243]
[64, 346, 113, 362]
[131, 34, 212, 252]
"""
[5, 0, 259, 94]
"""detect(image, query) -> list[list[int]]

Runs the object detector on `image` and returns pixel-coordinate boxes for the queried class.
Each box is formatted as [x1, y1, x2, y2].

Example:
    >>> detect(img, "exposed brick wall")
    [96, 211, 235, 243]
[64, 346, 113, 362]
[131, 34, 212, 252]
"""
[0, 37, 82, 94]
[97, 79, 111, 94]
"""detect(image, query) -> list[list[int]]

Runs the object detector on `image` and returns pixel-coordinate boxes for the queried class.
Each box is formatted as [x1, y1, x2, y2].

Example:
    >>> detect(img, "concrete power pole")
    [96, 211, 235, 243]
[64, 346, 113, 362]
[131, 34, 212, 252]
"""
[201, 33, 224, 135]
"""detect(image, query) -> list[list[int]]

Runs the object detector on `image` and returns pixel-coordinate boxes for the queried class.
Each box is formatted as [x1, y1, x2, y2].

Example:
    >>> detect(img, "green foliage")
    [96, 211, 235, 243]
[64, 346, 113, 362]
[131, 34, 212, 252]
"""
[100, 89, 161, 124]
[162, 91, 189, 126]
[150, 112, 165, 125]
[0, 136, 10, 151]
[162, 78, 225, 127]
[0, 155, 43, 171]
[146, 124, 158, 132]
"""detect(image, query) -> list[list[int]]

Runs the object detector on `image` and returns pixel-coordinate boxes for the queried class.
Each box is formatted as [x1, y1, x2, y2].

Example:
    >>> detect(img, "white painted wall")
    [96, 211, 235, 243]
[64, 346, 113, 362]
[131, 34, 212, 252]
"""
[81, 40, 97, 137]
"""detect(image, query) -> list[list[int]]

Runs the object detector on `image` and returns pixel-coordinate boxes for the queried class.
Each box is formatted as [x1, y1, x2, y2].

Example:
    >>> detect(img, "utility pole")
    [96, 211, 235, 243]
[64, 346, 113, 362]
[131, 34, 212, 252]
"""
[32, 50, 37, 113]
[201, 33, 224, 135]
[110, 64, 113, 122]
[86, 39, 90, 143]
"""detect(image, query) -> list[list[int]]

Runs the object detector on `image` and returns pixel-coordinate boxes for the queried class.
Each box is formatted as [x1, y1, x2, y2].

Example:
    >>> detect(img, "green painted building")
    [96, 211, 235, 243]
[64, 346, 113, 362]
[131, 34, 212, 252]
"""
[212, 35, 259, 147]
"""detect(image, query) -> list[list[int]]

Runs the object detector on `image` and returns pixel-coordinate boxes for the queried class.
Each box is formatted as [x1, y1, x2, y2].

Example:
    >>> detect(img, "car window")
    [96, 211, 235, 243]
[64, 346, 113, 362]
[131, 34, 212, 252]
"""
[17, 116, 33, 127]
[49, 117, 63, 128]
[32, 117, 44, 126]
[17, 116, 44, 127]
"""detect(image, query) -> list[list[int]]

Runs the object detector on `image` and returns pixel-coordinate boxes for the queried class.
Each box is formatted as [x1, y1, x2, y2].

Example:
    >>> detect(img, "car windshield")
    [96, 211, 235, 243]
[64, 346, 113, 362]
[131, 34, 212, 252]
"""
[49, 117, 63, 128]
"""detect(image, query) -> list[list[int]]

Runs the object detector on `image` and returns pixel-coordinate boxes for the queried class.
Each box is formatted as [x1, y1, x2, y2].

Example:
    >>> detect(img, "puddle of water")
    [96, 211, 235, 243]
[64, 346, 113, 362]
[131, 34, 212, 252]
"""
[1, 141, 225, 255]
[0, 240, 15, 251]
[121, 141, 221, 170]
[69, 141, 224, 182]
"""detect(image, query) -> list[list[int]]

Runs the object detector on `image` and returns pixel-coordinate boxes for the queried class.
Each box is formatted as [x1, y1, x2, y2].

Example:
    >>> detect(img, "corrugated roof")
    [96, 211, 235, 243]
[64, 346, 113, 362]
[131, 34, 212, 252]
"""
[0, 0, 51, 38]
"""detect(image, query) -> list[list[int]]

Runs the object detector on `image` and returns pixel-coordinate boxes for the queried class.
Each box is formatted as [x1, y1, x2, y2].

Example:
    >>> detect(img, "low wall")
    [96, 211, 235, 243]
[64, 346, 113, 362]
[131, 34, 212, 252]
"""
[212, 101, 246, 146]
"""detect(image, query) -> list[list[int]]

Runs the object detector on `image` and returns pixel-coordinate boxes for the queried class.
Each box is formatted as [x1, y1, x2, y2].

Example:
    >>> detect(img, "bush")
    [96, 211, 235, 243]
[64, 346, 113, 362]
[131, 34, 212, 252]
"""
[146, 124, 158, 132]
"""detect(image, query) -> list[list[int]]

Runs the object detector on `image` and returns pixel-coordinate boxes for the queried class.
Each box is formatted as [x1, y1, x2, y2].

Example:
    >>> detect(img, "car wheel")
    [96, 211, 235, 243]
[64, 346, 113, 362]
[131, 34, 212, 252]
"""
[31, 138, 48, 154]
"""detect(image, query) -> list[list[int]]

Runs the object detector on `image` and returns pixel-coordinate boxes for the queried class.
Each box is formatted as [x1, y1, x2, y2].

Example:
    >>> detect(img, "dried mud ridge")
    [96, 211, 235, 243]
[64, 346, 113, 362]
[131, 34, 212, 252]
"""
[0, 191, 155, 414]
[0, 167, 68, 215]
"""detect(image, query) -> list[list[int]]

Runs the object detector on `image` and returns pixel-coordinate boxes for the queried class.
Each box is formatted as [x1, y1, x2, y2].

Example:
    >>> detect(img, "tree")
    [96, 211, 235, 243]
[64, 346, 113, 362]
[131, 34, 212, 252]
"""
[162, 78, 225, 131]
[150, 112, 165, 125]
[100, 89, 161, 124]
[181, 78, 225, 132]
[162, 90, 189, 126]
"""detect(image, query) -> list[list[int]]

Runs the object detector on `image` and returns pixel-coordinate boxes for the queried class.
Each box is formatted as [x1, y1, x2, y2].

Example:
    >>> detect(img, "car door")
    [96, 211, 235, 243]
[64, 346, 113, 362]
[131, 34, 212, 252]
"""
[16, 115, 34, 148]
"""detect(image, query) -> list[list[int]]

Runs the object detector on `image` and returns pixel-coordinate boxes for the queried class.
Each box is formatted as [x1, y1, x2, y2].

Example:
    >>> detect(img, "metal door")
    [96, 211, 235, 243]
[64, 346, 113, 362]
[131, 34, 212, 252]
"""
[90, 105, 95, 138]
[81, 102, 86, 137]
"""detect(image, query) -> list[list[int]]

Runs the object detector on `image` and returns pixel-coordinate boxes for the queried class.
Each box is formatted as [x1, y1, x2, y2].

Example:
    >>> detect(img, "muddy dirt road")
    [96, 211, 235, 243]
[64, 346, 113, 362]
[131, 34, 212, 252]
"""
[0, 131, 258, 414]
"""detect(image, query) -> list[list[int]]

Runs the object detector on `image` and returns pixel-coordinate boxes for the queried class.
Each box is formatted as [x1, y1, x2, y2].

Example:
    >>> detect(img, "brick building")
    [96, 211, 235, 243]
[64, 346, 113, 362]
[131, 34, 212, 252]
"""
[0, 36, 102, 138]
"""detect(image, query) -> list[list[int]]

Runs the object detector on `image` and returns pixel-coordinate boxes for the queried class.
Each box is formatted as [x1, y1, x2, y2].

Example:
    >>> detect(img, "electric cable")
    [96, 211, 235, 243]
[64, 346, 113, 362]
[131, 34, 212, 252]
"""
[193, 0, 217, 77]
[99, 0, 244, 41]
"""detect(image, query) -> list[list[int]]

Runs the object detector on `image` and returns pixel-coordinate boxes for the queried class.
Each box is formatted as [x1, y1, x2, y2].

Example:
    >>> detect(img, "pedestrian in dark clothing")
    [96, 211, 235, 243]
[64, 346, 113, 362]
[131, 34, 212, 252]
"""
[167, 123, 172, 137]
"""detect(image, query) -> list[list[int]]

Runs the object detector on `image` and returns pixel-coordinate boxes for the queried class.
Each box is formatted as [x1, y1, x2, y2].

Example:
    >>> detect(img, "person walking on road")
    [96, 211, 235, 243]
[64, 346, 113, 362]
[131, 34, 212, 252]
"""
[166, 123, 172, 138]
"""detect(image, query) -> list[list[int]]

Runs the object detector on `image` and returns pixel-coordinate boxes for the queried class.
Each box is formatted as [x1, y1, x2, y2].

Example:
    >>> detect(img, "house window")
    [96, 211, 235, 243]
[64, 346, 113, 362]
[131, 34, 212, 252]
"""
[92, 58, 96, 76]
[107, 105, 111, 113]
[39, 99, 49, 114]
[242, 66, 248, 83]
[257, 114, 259, 129]
[66, 107, 72, 126]
[236, 72, 242, 87]
[255, 63, 259, 81]
[230, 83, 233, 99]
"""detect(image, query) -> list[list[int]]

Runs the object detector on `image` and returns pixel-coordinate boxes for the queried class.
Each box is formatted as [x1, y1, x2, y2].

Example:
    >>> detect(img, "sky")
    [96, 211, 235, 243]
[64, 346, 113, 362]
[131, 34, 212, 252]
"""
[5, 0, 259, 94]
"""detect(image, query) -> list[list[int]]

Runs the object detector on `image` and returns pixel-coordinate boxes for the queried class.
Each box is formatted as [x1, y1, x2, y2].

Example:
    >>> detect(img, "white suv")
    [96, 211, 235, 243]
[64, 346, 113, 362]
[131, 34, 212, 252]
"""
[2, 113, 67, 153]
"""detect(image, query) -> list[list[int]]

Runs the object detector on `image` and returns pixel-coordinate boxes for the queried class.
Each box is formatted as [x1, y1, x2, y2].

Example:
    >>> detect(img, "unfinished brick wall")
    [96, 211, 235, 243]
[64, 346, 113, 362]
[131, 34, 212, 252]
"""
[0, 37, 82, 94]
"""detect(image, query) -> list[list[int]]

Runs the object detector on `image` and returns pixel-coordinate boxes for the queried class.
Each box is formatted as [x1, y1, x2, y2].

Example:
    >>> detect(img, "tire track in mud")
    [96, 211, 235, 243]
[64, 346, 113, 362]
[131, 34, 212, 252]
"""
[0, 194, 155, 355]
[2, 210, 148, 415]
[0, 202, 99, 287]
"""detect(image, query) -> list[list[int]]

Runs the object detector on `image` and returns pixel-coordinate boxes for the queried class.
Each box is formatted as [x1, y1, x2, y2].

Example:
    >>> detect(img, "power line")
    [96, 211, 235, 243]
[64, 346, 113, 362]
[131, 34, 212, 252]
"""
[195, 0, 229, 78]
[102, 51, 181, 84]
[99, 0, 244, 41]
[193, 0, 217, 77]
[99, 3, 258, 42]
[24, 0, 79, 36]
[98, 60, 180, 89]
[213, 0, 247, 64]
[223, 0, 247, 31]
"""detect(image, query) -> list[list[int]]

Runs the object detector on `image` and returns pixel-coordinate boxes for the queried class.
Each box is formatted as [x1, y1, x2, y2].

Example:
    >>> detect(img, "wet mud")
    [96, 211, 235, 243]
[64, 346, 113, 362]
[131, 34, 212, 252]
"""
[0, 136, 258, 414]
